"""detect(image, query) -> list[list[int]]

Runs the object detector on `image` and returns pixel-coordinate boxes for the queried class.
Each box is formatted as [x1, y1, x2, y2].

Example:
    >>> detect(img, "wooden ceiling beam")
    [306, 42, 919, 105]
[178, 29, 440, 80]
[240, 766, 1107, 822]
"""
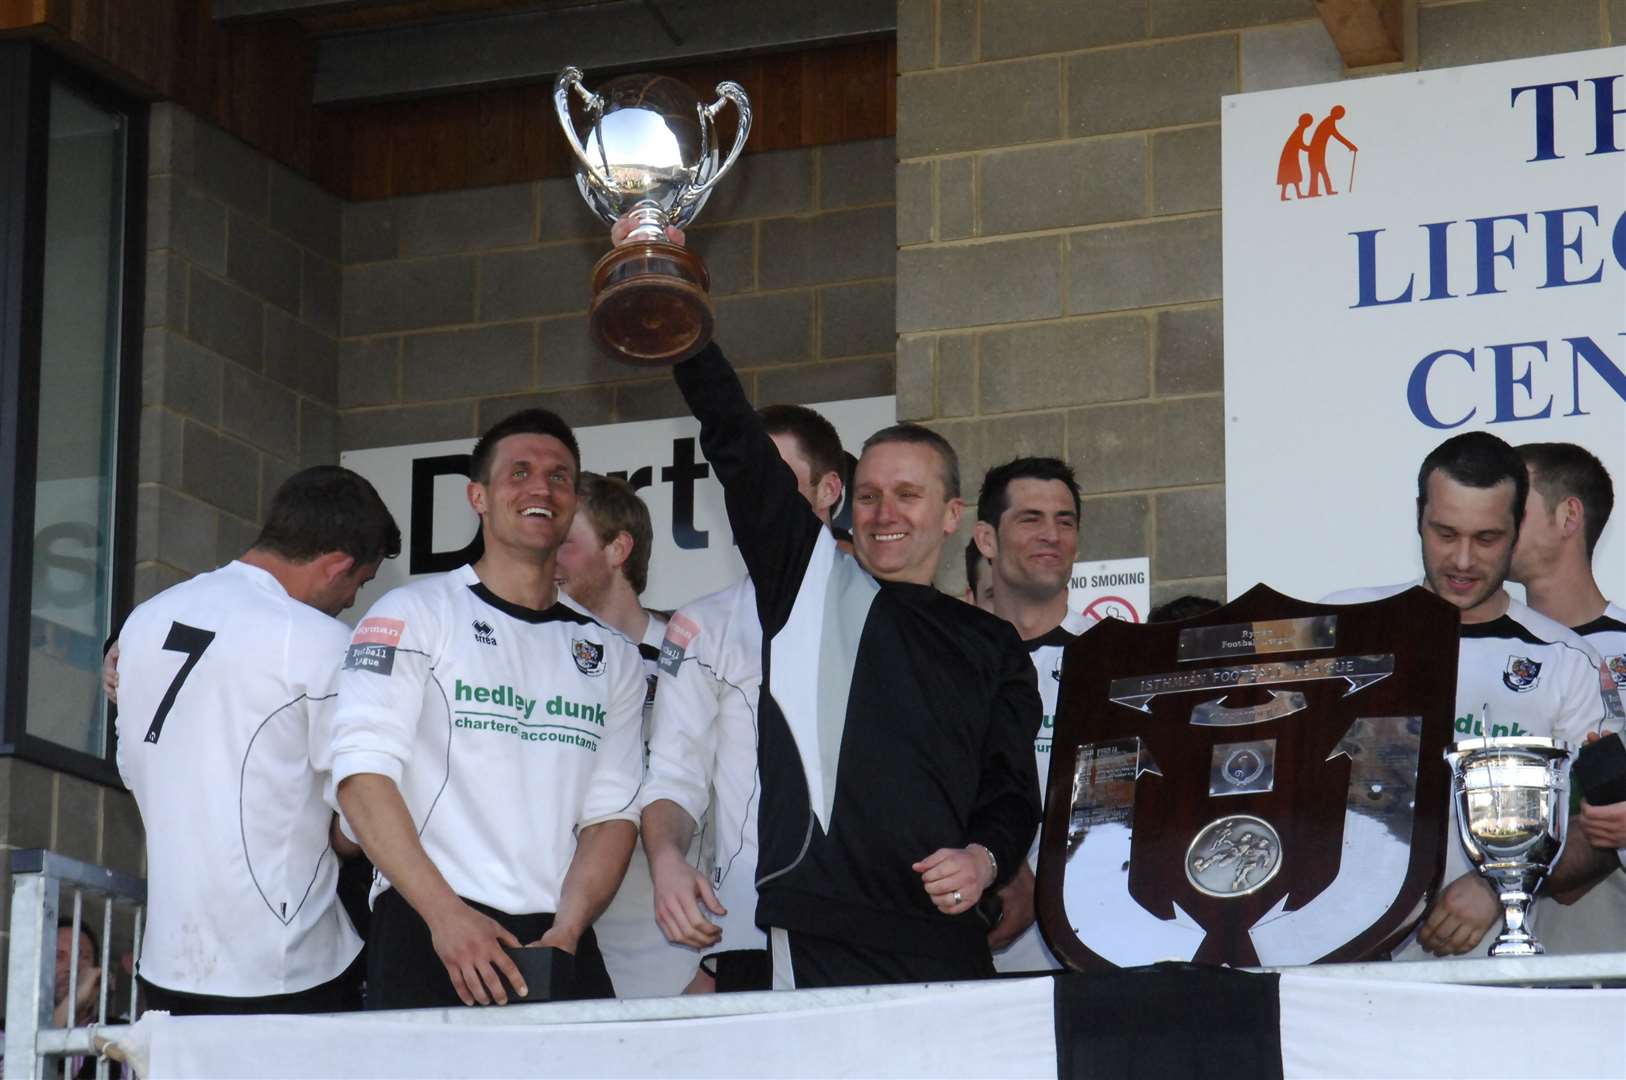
[1312, 0, 1415, 70]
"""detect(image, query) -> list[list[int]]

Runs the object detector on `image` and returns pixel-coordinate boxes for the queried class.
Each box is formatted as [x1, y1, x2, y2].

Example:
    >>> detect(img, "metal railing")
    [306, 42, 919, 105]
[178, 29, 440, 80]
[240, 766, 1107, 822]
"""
[4, 850, 144, 1080]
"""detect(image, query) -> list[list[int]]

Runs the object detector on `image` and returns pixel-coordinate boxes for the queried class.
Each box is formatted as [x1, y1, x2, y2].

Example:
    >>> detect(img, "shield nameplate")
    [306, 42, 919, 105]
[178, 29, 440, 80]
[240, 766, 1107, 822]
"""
[1035, 584, 1458, 969]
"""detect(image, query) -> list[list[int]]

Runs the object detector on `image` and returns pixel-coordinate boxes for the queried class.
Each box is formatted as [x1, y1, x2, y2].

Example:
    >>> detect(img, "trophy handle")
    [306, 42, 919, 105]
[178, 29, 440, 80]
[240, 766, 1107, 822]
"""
[554, 66, 617, 196]
[678, 81, 752, 212]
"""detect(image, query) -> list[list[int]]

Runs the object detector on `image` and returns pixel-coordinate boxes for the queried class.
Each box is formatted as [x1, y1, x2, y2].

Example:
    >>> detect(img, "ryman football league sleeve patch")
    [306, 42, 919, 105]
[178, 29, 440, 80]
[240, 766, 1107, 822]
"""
[346, 617, 406, 675]
[659, 612, 701, 676]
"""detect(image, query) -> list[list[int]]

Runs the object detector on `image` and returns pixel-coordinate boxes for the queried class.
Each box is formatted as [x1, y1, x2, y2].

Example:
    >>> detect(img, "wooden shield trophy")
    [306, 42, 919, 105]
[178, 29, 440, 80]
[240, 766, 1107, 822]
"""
[1036, 585, 1459, 969]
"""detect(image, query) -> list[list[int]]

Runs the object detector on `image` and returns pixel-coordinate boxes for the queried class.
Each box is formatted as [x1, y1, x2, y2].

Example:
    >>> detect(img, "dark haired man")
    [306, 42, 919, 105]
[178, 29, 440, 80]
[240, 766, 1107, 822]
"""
[642, 404, 846, 994]
[972, 457, 1086, 973]
[1509, 442, 1626, 950]
[961, 537, 995, 612]
[115, 466, 400, 1015]
[320, 410, 647, 1008]
[668, 340, 1040, 988]
[554, 472, 687, 998]
[1324, 431, 1618, 958]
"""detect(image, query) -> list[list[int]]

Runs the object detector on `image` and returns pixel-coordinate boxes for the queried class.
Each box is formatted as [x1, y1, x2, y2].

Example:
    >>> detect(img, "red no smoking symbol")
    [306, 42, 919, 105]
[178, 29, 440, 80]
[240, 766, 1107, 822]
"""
[1083, 595, 1140, 623]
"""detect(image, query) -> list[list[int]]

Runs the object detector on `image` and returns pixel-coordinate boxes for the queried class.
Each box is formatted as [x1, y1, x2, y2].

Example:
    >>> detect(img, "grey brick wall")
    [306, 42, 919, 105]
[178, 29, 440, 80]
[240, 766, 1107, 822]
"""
[336, 141, 898, 451]
[142, 104, 341, 593]
[897, 0, 1618, 605]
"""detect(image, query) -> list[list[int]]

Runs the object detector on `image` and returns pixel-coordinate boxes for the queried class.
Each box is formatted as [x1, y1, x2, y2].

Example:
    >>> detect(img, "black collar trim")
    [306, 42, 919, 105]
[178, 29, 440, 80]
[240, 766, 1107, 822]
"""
[1573, 614, 1626, 637]
[467, 583, 593, 626]
[1460, 614, 1549, 647]
[1027, 624, 1082, 651]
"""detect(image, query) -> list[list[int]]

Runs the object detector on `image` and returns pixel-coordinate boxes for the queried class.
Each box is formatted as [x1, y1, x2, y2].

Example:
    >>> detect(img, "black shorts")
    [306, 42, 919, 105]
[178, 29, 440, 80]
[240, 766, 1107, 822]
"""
[771, 927, 993, 989]
[367, 888, 615, 1010]
[139, 952, 363, 1016]
[700, 948, 771, 993]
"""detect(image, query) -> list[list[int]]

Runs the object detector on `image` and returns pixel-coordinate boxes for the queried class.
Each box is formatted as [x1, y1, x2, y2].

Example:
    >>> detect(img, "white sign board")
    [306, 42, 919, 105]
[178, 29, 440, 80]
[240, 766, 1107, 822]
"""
[1223, 47, 1626, 603]
[340, 397, 896, 617]
[1067, 557, 1151, 624]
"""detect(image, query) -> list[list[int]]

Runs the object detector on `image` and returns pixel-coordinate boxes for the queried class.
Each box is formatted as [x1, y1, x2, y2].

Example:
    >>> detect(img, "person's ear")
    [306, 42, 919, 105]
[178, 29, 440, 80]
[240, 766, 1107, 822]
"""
[973, 520, 997, 561]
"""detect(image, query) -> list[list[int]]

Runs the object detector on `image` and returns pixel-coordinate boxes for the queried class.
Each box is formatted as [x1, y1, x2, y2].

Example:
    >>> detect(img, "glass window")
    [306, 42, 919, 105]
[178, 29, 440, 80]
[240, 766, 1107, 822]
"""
[24, 82, 128, 757]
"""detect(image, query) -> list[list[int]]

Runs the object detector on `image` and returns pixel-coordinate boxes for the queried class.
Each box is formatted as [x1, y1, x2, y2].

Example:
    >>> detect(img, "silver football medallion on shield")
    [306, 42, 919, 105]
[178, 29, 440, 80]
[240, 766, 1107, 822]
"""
[1185, 815, 1283, 898]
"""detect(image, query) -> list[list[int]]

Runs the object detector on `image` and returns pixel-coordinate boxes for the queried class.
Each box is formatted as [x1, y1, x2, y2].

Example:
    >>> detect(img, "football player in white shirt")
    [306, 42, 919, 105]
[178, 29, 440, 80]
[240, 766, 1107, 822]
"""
[321, 410, 646, 1009]
[1510, 442, 1626, 934]
[973, 457, 1087, 974]
[641, 404, 846, 994]
[115, 467, 399, 1014]
[1323, 431, 1618, 959]
[553, 471, 689, 999]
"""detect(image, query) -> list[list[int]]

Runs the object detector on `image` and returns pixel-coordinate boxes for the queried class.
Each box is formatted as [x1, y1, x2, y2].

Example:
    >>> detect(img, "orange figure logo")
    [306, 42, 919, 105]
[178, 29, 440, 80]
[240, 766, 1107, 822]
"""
[1277, 106, 1358, 201]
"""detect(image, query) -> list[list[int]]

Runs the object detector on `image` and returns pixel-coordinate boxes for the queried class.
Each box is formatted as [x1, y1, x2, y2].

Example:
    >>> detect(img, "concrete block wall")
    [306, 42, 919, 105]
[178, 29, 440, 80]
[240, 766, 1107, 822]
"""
[142, 104, 343, 601]
[337, 138, 898, 449]
[896, 0, 1621, 607]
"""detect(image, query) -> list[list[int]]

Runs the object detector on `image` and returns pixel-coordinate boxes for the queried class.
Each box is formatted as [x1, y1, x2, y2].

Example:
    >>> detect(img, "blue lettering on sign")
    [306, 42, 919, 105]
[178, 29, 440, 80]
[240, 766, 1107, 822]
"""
[1407, 334, 1626, 428]
[1510, 75, 1625, 161]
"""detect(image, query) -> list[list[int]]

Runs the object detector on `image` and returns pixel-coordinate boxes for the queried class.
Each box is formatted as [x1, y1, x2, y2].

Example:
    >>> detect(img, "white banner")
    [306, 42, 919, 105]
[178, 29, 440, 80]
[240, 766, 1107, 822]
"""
[340, 398, 896, 617]
[1223, 47, 1626, 603]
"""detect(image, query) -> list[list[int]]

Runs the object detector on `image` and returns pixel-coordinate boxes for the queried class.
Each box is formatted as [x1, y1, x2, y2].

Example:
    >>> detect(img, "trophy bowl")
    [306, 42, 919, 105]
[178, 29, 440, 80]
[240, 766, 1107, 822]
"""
[1444, 736, 1570, 957]
[554, 66, 751, 364]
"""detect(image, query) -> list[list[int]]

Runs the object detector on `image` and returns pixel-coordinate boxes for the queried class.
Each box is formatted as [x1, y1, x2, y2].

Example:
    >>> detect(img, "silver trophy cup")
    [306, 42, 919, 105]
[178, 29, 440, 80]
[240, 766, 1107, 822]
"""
[1444, 736, 1571, 957]
[553, 66, 751, 363]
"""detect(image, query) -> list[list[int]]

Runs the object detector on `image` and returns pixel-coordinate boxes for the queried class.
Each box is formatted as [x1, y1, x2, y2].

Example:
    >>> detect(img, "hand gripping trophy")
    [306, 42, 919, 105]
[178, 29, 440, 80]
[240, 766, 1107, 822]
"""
[554, 66, 751, 364]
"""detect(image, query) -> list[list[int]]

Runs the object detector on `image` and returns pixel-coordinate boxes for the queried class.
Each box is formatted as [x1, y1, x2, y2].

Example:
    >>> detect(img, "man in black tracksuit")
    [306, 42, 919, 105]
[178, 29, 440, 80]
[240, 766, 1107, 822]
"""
[673, 343, 1042, 988]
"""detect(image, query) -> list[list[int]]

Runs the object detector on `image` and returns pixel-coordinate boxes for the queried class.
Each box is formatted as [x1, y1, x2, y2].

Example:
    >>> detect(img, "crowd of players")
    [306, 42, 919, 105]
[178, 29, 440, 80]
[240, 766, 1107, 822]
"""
[98, 303, 1625, 1015]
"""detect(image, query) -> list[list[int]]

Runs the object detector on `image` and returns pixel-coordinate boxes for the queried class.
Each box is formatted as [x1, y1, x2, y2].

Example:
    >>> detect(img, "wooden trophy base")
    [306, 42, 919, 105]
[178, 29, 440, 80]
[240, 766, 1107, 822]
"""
[589, 241, 713, 364]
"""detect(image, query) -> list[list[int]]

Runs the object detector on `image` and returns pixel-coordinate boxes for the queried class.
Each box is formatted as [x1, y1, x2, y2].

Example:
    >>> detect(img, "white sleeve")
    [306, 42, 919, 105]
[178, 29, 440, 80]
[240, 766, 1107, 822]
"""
[579, 638, 646, 828]
[1552, 647, 1623, 745]
[642, 611, 723, 822]
[313, 587, 440, 806]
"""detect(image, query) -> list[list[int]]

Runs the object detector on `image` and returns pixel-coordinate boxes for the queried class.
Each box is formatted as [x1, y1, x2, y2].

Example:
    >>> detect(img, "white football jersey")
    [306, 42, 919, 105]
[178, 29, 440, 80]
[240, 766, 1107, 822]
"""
[1532, 601, 1626, 954]
[595, 612, 707, 999]
[994, 608, 1092, 975]
[643, 576, 766, 956]
[317, 565, 644, 917]
[115, 561, 360, 997]
[1323, 582, 1619, 959]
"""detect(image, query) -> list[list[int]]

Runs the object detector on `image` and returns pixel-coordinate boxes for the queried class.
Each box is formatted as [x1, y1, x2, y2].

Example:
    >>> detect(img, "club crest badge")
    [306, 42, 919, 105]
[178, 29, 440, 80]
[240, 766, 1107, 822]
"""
[1502, 655, 1542, 693]
[1607, 654, 1626, 689]
[572, 637, 605, 676]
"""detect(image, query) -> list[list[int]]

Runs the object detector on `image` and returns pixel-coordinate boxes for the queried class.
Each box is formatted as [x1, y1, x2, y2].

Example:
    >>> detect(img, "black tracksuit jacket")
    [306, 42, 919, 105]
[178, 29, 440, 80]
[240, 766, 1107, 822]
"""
[674, 344, 1042, 965]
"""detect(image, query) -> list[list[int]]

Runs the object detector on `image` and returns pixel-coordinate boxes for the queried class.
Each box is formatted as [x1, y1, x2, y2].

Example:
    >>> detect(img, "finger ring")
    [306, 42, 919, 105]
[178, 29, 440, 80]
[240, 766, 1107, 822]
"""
[952, 889, 963, 905]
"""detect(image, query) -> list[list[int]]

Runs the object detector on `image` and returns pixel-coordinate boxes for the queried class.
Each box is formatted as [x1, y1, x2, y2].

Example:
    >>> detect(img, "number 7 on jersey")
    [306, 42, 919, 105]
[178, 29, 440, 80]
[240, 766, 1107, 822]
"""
[144, 622, 216, 744]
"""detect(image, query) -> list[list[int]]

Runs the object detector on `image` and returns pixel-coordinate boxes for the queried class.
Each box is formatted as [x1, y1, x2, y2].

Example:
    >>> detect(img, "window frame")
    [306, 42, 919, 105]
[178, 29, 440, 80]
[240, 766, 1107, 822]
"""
[0, 43, 147, 786]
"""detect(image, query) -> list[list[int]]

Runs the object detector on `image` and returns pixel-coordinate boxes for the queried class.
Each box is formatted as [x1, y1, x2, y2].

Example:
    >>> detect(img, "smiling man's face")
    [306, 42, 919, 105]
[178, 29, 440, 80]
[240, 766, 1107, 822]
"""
[851, 440, 962, 585]
[468, 433, 578, 558]
[984, 477, 1079, 603]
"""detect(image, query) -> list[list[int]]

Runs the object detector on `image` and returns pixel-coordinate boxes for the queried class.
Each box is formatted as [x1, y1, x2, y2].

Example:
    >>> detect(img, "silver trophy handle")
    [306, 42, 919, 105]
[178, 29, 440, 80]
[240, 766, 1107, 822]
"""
[678, 81, 752, 211]
[554, 66, 617, 197]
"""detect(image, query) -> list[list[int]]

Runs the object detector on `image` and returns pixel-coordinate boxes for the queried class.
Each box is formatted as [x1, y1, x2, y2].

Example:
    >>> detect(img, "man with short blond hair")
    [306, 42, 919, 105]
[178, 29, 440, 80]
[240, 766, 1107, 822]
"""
[554, 470, 688, 999]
